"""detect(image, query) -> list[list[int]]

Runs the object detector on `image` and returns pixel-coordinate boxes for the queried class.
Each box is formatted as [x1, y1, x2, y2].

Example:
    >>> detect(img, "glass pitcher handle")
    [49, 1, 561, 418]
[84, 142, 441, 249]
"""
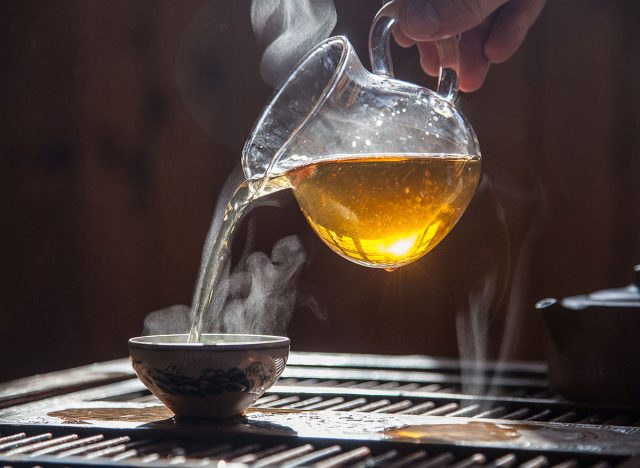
[369, 0, 459, 102]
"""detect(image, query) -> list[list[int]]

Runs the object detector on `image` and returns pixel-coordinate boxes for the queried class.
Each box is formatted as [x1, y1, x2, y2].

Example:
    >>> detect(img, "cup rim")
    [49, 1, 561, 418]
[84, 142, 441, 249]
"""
[129, 333, 290, 350]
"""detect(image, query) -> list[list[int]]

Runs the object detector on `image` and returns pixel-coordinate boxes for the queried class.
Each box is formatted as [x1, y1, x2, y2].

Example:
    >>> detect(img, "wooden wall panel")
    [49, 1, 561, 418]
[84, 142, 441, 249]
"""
[1, 0, 639, 380]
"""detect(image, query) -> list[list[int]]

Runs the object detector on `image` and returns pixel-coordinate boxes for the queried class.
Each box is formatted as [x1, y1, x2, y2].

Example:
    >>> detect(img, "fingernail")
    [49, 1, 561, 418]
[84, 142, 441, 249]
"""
[403, 0, 442, 40]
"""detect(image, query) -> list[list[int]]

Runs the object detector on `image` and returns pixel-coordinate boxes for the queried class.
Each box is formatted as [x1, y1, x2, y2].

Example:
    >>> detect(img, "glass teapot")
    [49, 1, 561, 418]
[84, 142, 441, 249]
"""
[188, 2, 484, 341]
[242, 1, 481, 269]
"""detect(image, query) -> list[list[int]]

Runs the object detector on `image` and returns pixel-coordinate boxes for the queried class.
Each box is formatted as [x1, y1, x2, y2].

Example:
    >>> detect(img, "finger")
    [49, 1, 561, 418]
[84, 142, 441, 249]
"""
[399, 0, 509, 41]
[417, 41, 439, 76]
[458, 17, 495, 92]
[393, 25, 416, 48]
[485, 0, 546, 63]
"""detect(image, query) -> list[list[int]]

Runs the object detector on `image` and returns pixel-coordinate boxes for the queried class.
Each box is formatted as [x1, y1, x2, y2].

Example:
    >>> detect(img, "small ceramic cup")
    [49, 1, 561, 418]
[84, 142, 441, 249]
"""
[129, 334, 289, 419]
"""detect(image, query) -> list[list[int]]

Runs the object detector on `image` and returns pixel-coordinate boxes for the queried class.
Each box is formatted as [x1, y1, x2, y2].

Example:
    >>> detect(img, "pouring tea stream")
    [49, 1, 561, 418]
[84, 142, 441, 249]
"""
[188, 2, 481, 343]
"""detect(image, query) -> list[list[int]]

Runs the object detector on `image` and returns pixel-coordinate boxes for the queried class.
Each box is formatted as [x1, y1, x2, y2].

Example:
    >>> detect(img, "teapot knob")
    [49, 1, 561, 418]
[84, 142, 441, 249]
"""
[535, 298, 558, 310]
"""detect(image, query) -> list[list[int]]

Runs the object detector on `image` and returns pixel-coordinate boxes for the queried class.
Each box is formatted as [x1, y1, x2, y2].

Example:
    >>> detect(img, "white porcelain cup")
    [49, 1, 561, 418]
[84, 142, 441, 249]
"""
[129, 334, 289, 419]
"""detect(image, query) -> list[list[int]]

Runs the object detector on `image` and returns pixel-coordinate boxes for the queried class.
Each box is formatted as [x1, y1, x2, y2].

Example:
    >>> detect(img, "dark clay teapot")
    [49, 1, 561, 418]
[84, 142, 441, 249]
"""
[536, 266, 640, 406]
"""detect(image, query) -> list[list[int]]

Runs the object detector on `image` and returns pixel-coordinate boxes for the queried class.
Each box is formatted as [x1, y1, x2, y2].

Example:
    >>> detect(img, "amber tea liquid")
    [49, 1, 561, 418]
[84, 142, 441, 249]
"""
[188, 154, 480, 341]
[283, 155, 480, 269]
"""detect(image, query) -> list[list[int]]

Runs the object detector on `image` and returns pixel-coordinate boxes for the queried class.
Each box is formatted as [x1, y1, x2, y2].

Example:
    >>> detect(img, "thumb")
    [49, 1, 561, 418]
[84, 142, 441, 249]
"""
[399, 0, 508, 41]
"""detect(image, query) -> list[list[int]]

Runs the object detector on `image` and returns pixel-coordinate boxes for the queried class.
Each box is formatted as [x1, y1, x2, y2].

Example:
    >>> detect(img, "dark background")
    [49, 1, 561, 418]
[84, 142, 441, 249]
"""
[2, 1, 639, 381]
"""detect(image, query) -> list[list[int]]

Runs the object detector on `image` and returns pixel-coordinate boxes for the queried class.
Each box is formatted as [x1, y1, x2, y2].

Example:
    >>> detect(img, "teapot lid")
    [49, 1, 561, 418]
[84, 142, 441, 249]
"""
[562, 265, 640, 309]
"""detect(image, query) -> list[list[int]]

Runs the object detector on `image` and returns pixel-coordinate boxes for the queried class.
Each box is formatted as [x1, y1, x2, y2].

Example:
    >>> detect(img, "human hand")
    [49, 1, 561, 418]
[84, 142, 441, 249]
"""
[394, 0, 546, 92]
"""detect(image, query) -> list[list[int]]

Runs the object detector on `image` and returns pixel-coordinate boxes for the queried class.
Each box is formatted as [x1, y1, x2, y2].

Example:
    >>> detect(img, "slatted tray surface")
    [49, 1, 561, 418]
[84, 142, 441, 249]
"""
[1, 352, 639, 467]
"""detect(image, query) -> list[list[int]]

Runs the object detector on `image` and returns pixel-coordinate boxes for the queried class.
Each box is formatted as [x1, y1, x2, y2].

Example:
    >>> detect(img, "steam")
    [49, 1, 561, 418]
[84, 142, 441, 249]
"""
[144, 305, 192, 336]
[199, 230, 322, 336]
[492, 176, 547, 380]
[221, 235, 312, 334]
[456, 267, 499, 396]
[456, 172, 547, 397]
[250, 0, 337, 87]
[143, 165, 323, 337]
[455, 177, 510, 397]
[144, 233, 321, 337]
